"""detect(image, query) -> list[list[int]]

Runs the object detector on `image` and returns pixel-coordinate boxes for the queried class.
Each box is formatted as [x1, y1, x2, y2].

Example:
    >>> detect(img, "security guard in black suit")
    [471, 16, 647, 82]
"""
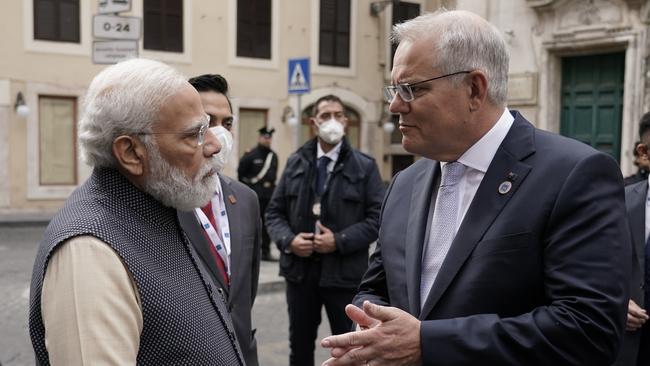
[238, 127, 279, 261]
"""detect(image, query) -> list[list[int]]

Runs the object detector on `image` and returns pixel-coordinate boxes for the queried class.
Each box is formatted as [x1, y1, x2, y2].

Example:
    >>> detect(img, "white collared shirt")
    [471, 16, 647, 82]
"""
[439, 108, 514, 231]
[212, 177, 232, 257]
[317, 140, 343, 173]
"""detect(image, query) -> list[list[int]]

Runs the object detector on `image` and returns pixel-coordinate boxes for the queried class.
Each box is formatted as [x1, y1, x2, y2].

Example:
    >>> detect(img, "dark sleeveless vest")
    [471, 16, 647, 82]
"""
[29, 168, 245, 365]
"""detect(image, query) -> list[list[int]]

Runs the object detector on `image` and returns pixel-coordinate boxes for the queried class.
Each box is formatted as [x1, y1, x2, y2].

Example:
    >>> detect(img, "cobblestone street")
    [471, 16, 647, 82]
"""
[0, 223, 331, 366]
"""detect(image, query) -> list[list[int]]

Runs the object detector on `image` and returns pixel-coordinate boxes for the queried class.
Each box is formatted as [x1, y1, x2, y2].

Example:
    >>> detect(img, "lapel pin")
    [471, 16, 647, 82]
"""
[498, 181, 512, 195]
[228, 194, 237, 204]
[506, 172, 518, 181]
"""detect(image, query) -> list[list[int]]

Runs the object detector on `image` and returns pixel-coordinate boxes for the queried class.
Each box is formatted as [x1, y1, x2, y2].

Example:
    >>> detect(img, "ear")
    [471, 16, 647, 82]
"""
[467, 70, 489, 112]
[112, 135, 147, 177]
[310, 117, 320, 132]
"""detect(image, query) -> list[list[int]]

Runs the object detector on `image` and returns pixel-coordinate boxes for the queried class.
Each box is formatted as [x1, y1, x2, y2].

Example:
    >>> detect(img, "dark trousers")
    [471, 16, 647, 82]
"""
[260, 198, 271, 255]
[286, 261, 356, 366]
[637, 323, 650, 365]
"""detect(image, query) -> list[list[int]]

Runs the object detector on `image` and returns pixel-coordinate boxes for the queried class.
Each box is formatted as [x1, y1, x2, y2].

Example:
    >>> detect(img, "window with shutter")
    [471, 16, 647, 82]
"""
[319, 0, 350, 67]
[39, 96, 78, 186]
[144, 0, 183, 53]
[391, 2, 420, 69]
[236, 0, 272, 59]
[33, 0, 80, 43]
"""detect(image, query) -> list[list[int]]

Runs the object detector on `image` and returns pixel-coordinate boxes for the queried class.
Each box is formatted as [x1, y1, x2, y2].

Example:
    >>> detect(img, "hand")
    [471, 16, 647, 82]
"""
[321, 301, 421, 366]
[314, 222, 336, 254]
[626, 299, 648, 331]
[290, 232, 314, 257]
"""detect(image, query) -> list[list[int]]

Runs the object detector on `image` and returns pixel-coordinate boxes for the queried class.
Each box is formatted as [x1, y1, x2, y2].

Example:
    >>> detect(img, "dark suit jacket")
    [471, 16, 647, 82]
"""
[614, 181, 647, 365]
[354, 111, 631, 365]
[178, 174, 261, 366]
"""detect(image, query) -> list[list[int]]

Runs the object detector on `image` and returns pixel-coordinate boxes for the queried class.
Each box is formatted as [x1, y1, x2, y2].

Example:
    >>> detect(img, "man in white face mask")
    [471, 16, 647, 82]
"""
[266, 94, 386, 366]
[177, 74, 262, 366]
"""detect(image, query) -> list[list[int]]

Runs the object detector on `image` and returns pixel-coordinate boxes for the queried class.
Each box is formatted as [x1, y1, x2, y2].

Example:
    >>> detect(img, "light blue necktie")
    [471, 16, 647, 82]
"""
[420, 161, 466, 309]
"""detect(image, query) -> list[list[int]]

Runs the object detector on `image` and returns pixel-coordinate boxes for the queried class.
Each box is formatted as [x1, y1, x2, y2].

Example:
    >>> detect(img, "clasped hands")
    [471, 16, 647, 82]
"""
[320, 301, 422, 366]
[290, 222, 336, 256]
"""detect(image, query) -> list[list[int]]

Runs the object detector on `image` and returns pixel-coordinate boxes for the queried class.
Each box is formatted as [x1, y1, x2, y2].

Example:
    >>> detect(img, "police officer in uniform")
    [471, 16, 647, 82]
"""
[238, 127, 279, 261]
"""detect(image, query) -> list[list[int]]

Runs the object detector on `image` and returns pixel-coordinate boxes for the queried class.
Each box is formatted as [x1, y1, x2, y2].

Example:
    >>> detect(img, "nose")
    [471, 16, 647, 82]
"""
[388, 93, 410, 115]
[203, 128, 222, 157]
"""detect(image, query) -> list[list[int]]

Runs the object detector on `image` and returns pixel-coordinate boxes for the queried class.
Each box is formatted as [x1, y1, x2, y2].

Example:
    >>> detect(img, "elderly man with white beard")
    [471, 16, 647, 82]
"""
[28, 58, 245, 366]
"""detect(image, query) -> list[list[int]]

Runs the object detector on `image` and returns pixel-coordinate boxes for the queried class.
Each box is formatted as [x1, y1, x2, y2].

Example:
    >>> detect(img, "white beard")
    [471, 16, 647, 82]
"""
[143, 141, 218, 211]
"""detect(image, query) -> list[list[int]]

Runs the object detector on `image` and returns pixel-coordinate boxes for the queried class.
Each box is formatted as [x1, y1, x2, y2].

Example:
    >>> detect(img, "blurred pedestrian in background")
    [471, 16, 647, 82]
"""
[321, 9, 630, 366]
[29, 59, 244, 365]
[624, 114, 650, 186]
[266, 94, 385, 366]
[615, 112, 650, 366]
[238, 126, 279, 262]
[178, 73, 262, 366]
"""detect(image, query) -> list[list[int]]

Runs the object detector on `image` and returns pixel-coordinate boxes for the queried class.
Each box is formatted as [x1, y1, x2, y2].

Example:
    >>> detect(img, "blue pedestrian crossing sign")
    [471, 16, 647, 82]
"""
[288, 58, 310, 94]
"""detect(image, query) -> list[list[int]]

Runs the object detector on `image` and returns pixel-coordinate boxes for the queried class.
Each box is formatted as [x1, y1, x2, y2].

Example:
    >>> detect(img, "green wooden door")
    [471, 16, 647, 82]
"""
[560, 52, 624, 161]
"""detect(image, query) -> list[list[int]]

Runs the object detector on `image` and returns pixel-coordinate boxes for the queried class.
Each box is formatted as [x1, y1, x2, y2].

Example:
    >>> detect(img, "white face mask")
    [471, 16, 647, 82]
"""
[317, 118, 345, 145]
[209, 125, 233, 172]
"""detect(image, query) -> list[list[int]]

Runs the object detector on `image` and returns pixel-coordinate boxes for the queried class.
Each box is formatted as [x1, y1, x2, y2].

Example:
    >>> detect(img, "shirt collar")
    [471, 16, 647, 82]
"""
[455, 107, 514, 173]
[214, 174, 224, 198]
[317, 140, 343, 162]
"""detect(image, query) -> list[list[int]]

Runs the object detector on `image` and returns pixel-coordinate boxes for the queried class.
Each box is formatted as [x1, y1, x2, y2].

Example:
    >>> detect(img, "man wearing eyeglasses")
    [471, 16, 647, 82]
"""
[29, 59, 245, 365]
[321, 10, 630, 366]
[178, 73, 262, 366]
[266, 94, 385, 366]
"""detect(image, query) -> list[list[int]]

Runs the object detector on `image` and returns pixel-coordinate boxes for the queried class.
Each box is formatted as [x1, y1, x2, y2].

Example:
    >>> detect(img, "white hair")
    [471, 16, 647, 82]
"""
[78, 58, 188, 167]
[391, 9, 510, 106]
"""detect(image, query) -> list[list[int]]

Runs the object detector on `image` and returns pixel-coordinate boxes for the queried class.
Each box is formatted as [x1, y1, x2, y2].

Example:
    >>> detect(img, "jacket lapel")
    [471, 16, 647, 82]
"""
[420, 115, 535, 317]
[177, 209, 230, 293]
[405, 161, 438, 317]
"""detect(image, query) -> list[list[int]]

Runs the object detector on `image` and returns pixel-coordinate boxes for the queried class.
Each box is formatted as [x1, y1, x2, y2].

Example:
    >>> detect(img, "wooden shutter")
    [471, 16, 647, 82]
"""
[39, 96, 78, 186]
[144, 0, 183, 52]
[236, 0, 272, 59]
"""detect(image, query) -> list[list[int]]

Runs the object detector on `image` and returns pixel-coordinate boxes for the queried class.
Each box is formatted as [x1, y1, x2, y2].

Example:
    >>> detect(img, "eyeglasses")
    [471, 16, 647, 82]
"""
[383, 70, 471, 103]
[137, 114, 210, 147]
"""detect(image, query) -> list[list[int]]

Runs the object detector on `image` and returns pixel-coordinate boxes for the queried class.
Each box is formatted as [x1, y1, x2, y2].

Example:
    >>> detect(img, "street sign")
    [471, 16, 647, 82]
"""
[93, 15, 141, 40]
[288, 58, 310, 94]
[97, 0, 131, 14]
[92, 40, 138, 64]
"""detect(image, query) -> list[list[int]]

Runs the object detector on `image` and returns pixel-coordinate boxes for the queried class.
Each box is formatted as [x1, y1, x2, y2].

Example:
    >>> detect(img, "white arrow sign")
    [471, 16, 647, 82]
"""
[98, 0, 131, 14]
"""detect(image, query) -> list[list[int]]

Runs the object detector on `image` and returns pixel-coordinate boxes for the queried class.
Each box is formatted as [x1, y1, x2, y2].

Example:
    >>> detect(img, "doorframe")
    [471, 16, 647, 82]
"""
[539, 33, 645, 174]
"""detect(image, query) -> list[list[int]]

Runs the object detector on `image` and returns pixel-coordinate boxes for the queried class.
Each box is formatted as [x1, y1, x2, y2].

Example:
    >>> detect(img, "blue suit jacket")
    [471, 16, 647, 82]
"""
[355, 111, 631, 365]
